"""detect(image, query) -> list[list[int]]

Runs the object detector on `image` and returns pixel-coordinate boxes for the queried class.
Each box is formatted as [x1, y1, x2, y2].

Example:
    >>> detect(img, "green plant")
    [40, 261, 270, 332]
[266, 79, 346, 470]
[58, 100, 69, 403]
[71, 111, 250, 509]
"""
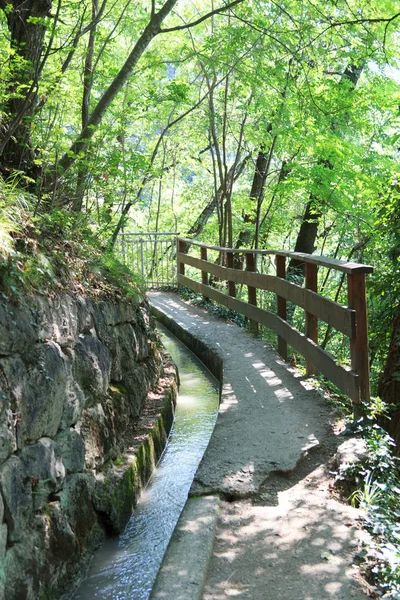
[349, 473, 384, 509]
[177, 286, 245, 327]
[343, 408, 400, 598]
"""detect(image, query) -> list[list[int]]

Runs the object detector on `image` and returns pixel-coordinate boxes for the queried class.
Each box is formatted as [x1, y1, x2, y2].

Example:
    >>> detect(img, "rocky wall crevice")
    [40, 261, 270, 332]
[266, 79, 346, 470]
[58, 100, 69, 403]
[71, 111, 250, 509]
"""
[0, 293, 177, 600]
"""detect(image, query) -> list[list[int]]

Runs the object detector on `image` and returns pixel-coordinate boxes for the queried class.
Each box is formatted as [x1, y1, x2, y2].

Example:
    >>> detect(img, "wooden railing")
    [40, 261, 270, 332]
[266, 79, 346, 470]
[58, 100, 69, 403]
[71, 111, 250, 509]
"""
[177, 238, 374, 409]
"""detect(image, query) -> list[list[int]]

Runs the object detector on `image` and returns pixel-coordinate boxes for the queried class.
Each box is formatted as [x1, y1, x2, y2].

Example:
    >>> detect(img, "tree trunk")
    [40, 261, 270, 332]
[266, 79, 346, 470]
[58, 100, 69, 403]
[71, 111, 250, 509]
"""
[187, 154, 250, 239]
[74, 0, 98, 212]
[57, 0, 179, 177]
[0, 0, 52, 176]
[234, 148, 269, 253]
[287, 62, 364, 282]
[287, 199, 322, 280]
[378, 305, 400, 453]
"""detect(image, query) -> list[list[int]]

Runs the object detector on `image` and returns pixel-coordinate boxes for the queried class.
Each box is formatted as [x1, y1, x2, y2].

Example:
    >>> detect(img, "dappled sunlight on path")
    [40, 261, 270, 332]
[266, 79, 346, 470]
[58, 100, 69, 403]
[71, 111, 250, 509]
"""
[203, 463, 369, 600]
[148, 292, 370, 600]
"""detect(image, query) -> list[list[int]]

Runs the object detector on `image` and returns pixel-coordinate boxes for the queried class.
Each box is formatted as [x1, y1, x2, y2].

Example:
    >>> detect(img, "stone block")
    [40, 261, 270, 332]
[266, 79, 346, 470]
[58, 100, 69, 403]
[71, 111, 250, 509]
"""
[0, 302, 37, 356]
[60, 376, 86, 429]
[60, 474, 99, 544]
[0, 456, 32, 542]
[55, 428, 85, 474]
[71, 335, 111, 406]
[76, 295, 94, 334]
[2, 342, 68, 444]
[80, 402, 117, 470]
[0, 403, 16, 463]
[0, 523, 7, 559]
[31, 295, 79, 348]
[20, 438, 65, 510]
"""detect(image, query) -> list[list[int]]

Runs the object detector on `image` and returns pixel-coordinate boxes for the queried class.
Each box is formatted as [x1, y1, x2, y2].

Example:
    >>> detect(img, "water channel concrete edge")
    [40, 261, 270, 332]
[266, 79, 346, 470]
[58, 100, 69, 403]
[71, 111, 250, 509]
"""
[149, 301, 224, 600]
[150, 495, 221, 600]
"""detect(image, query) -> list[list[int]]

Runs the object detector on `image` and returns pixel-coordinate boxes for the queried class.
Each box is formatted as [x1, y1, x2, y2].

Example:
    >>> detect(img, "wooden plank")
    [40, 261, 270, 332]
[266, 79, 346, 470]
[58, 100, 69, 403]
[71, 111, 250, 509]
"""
[178, 252, 356, 336]
[275, 278, 356, 337]
[178, 274, 360, 402]
[226, 252, 236, 297]
[178, 252, 276, 288]
[306, 263, 318, 376]
[274, 251, 374, 274]
[276, 255, 287, 361]
[348, 273, 370, 404]
[177, 240, 186, 276]
[200, 247, 208, 285]
[246, 252, 258, 334]
[178, 238, 374, 274]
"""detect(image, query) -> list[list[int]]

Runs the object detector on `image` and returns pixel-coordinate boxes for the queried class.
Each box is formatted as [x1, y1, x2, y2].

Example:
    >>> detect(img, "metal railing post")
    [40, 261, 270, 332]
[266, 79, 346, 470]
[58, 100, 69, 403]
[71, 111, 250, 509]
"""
[140, 238, 144, 280]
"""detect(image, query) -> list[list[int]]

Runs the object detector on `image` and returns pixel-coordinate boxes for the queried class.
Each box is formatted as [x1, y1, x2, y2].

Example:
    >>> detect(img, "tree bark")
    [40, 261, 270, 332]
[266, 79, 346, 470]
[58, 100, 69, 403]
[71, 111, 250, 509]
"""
[287, 62, 364, 282]
[287, 198, 322, 280]
[0, 0, 52, 175]
[235, 148, 269, 247]
[74, 0, 98, 212]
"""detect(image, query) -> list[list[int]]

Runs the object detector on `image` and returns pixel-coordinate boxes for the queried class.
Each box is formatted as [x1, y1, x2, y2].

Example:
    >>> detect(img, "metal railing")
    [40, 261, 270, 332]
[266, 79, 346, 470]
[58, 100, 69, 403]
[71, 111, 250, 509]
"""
[115, 232, 179, 288]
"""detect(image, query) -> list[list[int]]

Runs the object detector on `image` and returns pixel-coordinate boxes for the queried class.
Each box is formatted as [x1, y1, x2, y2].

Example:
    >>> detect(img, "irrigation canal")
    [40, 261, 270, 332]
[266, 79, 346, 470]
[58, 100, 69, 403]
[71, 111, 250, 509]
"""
[73, 323, 219, 600]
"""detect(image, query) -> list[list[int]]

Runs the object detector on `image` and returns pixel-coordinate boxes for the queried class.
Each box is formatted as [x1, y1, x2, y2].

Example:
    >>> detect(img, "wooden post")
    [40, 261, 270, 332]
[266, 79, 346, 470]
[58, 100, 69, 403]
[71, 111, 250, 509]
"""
[246, 252, 258, 334]
[200, 246, 208, 286]
[177, 239, 186, 278]
[226, 251, 236, 297]
[348, 272, 370, 408]
[276, 255, 287, 361]
[305, 262, 318, 376]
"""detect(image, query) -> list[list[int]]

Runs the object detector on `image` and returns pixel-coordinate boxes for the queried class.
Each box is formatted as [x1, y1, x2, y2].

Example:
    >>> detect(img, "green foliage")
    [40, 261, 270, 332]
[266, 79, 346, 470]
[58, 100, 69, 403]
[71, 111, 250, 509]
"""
[339, 404, 400, 598]
[178, 286, 245, 327]
[0, 178, 144, 299]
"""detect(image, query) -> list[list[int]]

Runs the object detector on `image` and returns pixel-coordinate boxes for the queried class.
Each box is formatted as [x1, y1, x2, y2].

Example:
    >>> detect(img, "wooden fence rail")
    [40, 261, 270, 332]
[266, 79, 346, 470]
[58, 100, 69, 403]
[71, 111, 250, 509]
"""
[177, 238, 374, 410]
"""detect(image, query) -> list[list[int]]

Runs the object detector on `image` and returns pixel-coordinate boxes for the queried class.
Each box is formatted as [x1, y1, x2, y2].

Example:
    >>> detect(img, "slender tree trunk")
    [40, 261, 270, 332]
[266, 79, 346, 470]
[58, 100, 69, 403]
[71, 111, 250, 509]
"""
[109, 87, 215, 248]
[74, 0, 98, 212]
[57, 0, 179, 177]
[234, 147, 269, 252]
[287, 62, 364, 282]
[287, 199, 322, 280]
[0, 0, 52, 175]
[258, 159, 291, 233]
[186, 155, 250, 240]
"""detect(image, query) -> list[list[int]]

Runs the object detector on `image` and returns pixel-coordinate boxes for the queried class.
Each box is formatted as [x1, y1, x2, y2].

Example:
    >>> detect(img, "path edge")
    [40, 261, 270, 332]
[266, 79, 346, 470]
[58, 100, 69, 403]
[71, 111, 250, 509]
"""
[149, 298, 223, 600]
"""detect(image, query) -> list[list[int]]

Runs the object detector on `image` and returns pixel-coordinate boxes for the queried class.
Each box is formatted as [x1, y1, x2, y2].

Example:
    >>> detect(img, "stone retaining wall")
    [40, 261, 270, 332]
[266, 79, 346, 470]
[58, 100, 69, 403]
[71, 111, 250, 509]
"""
[0, 293, 177, 599]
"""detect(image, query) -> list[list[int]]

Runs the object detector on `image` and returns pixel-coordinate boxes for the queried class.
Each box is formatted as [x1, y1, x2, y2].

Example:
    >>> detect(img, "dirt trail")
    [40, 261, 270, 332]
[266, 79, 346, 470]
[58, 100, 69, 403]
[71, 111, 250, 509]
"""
[203, 439, 371, 600]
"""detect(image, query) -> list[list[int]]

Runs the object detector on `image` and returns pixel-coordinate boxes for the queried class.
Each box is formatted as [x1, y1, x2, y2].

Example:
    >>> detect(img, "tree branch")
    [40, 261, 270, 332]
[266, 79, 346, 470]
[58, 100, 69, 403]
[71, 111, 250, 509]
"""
[57, 0, 179, 177]
[159, 0, 245, 33]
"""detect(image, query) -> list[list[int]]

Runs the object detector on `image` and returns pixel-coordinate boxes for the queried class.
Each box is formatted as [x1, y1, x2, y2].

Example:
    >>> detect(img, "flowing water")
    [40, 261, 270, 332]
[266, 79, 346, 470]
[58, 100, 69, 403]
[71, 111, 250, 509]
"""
[73, 323, 219, 600]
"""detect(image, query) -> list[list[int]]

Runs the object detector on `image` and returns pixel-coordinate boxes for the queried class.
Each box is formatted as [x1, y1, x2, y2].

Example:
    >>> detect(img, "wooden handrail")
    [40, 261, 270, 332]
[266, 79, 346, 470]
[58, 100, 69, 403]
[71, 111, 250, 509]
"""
[178, 238, 374, 274]
[177, 238, 374, 411]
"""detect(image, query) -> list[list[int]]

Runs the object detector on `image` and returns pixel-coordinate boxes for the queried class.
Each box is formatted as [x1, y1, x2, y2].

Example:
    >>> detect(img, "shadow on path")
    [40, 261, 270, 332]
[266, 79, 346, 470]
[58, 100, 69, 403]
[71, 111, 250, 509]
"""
[148, 292, 370, 600]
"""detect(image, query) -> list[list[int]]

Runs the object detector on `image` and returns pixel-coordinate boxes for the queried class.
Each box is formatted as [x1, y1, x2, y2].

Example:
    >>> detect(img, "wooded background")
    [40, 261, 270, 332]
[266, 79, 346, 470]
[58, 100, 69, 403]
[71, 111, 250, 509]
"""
[0, 0, 400, 442]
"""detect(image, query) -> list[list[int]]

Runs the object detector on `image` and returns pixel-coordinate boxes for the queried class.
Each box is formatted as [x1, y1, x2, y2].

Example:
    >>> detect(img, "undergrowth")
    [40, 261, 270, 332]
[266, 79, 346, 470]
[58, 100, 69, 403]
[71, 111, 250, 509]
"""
[178, 286, 246, 327]
[338, 400, 400, 599]
[0, 179, 144, 300]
